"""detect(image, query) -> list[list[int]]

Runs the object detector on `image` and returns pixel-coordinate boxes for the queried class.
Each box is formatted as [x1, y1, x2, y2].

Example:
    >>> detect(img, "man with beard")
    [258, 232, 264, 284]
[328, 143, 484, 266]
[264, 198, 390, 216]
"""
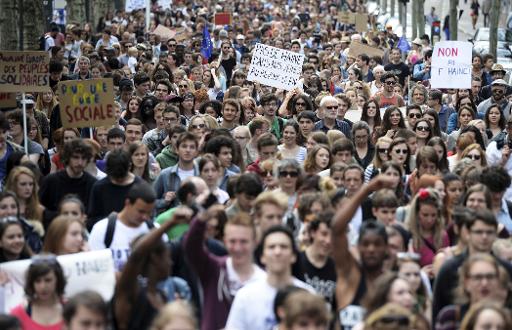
[332, 175, 394, 330]
[477, 79, 512, 120]
[373, 72, 405, 109]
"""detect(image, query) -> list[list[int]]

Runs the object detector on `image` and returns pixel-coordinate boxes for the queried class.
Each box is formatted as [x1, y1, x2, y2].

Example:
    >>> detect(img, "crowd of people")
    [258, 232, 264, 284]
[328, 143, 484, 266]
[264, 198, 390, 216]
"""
[1, 0, 512, 329]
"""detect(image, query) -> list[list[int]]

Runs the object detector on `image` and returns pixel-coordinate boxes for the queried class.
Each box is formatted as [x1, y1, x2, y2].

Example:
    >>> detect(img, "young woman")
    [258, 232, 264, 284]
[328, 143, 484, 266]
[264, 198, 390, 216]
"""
[122, 96, 142, 120]
[461, 143, 487, 169]
[58, 195, 87, 226]
[423, 109, 448, 141]
[365, 137, 392, 182]
[448, 106, 478, 151]
[414, 119, 434, 149]
[427, 137, 450, 173]
[460, 302, 512, 330]
[305, 132, 329, 152]
[50, 128, 80, 173]
[360, 99, 382, 134]
[363, 272, 416, 317]
[389, 138, 411, 174]
[128, 142, 156, 183]
[10, 257, 66, 329]
[0, 217, 32, 262]
[35, 90, 58, 119]
[303, 144, 332, 174]
[406, 188, 450, 270]
[5, 167, 44, 231]
[376, 106, 407, 140]
[198, 154, 230, 204]
[278, 121, 307, 163]
[187, 114, 209, 143]
[381, 160, 407, 205]
[42, 216, 87, 255]
[484, 104, 506, 139]
[397, 253, 431, 317]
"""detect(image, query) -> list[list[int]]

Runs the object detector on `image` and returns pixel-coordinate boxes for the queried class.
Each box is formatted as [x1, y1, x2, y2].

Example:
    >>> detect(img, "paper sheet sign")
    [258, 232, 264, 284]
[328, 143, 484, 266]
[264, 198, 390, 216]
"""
[57, 78, 116, 128]
[431, 41, 472, 89]
[1, 250, 116, 313]
[0, 51, 50, 92]
[247, 43, 305, 91]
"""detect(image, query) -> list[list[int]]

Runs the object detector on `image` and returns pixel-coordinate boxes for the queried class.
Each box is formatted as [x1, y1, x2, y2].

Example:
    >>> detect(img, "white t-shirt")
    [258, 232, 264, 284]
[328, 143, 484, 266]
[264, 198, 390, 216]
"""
[89, 217, 167, 271]
[225, 277, 314, 330]
[177, 167, 195, 181]
[225, 257, 266, 296]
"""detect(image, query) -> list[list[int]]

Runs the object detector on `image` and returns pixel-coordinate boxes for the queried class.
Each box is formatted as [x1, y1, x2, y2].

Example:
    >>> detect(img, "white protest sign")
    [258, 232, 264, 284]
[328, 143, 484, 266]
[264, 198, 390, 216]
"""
[247, 43, 305, 91]
[431, 41, 472, 89]
[0, 250, 115, 313]
[125, 0, 145, 12]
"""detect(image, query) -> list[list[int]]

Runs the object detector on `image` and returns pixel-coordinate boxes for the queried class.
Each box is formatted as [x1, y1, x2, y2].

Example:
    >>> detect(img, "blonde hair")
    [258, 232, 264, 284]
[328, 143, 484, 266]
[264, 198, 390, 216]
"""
[150, 301, 197, 330]
[5, 167, 42, 222]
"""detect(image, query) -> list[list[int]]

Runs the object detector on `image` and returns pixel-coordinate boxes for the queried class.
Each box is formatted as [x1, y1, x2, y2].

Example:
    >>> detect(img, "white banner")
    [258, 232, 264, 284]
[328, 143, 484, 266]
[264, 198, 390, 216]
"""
[431, 41, 472, 89]
[1, 250, 116, 313]
[247, 43, 305, 91]
[125, 0, 145, 12]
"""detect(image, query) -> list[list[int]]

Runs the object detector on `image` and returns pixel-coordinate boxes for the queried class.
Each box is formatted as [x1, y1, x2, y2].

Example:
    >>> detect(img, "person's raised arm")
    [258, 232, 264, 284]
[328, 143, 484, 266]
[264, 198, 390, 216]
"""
[278, 88, 298, 117]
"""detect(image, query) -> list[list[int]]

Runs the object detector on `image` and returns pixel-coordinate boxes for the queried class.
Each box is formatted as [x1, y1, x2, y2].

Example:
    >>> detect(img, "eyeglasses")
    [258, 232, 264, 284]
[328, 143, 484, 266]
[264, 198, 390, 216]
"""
[416, 125, 430, 132]
[465, 154, 481, 160]
[468, 272, 497, 282]
[384, 80, 396, 85]
[408, 113, 422, 119]
[191, 124, 206, 129]
[279, 171, 299, 178]
[377, 148, 388, 154]
[393, 149, 408, 154]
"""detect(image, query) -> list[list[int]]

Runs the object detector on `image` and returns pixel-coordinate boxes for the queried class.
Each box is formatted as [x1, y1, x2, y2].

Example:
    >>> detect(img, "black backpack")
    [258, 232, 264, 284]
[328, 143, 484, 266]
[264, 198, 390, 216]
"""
[39, 35, 50, 51]
[103, 212, 155, 248]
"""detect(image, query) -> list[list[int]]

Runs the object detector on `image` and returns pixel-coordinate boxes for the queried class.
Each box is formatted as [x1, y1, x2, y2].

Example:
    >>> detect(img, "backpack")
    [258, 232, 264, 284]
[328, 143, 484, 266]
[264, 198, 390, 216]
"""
[39, 35, 50, 51]
[103, 212, 155, 248]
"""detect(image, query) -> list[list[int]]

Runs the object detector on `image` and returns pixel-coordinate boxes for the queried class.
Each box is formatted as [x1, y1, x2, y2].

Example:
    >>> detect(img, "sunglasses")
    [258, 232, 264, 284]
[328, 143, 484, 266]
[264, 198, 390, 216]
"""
[279, 171, 299, 178]
[325, 105, 338, 110]
[354, 86, 363, 90]
[416, 125, 430, 132]
[178, 84, 188, 88]
[261, 170, 273, 177]
[408, 113, 422, 119]
[377, 148, 388, 154]
[191, 124, 206, 129]
[394, 149, 408, 154]
[466, 154, 481, 160]
[296, 102, 306, 106]
[384, 81, 396, 85]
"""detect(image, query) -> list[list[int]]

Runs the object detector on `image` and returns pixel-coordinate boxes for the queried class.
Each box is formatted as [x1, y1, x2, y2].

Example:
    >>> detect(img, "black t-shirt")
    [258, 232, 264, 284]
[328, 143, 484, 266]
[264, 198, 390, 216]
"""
[384, 62, 410, 87]
[296, 251, 337, 307]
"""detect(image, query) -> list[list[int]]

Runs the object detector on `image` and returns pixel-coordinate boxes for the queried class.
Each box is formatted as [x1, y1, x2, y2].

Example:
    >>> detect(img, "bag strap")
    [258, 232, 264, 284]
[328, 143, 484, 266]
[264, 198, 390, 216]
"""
[104, 212, 118, 248]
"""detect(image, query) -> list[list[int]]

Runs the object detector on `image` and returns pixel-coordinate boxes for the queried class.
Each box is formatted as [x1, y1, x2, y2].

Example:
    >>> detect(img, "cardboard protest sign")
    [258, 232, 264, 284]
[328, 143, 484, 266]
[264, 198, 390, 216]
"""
[355, 14, 368, 33]
[1, 250, 116, 313]
[247, 43, 305, 91]
[174, 28, 190, 42]
[337, 11, 351, 23]
[0, 51, 50, 92]
[431, 41, 472, 89]
[57, 78, 116, 128]
[153, 25, 176, 42]
[215, 13, 232, 25]
[0, 93, 17, 109]
[347, 42, 384, 58]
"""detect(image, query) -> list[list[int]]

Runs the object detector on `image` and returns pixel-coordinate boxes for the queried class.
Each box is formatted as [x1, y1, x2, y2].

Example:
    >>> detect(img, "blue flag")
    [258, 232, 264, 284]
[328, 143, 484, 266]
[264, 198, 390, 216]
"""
[201, 25, 213, 61]
[397, 35, 411, 53]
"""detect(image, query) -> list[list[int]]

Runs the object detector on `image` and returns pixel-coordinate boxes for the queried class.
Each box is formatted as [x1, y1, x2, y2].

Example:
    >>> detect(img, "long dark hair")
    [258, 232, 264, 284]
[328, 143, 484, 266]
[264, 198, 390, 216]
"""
[361, 99, 382, 127]
[381, 106, 406, 131]
[422, 109, 443, 138]
[427, 137, 449, 173]
[484, 104, 506, 130]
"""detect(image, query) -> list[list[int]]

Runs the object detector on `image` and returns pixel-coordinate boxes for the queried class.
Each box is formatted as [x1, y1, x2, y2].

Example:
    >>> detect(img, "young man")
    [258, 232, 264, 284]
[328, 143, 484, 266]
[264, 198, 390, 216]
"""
[252, 190, 288, 242]
[313, 96, 351, 138]
[156, 125, 186, 170]
[87, 149, 141, 230]
[153, 132, 199, 213]
[133, 72, 151, 98]
[204, 135, 238, 190]
[246, 117, 270, 165]
[184, 211, 266, 330]
[373, 72, 405, 109]
[0, 112, 23, 182]
[296, 215, 337, 308]
[297, 111, 316, 140]
[427, 89, 455, 133]
[62, 290, 109, 330]
[371, 189, 399, 225]
[226, 226, 313, 330]
[480, 166, 512, 234]
[356, 53, 374, 82]
[220, 99, 240, 130]
[432, 208, 512, 319]
[94, 126, 109, 158]
[142, 102, 167, 154]
[153, 79, 172, 101]
[246, 133, 279, 174]
[384, 48, 409, 87]
[40, 139, 96, 223]
[7, 109, 44, 163]
[225, 173, 264, 221]
[124, 118, 144, 145]
[89, 181, 166, 271]
[332, 175, 393, 330]
[331, 139, 356, 165]
[260, 93, 285, 140]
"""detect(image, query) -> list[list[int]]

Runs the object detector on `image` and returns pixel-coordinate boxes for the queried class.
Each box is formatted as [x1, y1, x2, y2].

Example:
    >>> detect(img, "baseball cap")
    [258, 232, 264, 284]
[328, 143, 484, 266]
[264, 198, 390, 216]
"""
[20, 95, 35, 105]
[491, 79, 507, 86]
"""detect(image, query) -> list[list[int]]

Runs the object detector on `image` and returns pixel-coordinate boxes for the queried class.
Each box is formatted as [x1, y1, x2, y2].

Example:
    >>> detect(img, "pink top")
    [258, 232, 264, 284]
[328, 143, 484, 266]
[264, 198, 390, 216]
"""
[416, 231, 450, 267]
[11, 304, 63, 330]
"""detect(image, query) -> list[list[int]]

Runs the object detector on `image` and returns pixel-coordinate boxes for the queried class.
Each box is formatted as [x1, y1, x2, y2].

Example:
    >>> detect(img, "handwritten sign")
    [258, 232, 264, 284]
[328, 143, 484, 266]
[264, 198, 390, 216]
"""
[153, 25, 175, 42]
[355, 14, 368, 33]
[57, 78, 116, 128]
[1, 250, 116, 313]
[347, 42, 384, 58]
[431, 41, 472, 89]
[125, 0, 145, 12]
[337, 11, 351, 23]
[0, 51, 49, 92]
[247, 43, 305, 91]
[0, 93, 17, 109]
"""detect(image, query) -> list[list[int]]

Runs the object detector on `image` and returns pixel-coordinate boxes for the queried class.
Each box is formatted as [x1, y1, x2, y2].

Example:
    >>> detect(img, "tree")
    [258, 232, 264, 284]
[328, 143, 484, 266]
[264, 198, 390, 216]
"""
[412, 0, 418, 39]
[449, 0, 458, 40]
[67, 0, 88, 26]
[0, 0, 20, 50]
[417, 0, 425, 37]
[21, 0, 44, 50]
[489, 0, 501, 59]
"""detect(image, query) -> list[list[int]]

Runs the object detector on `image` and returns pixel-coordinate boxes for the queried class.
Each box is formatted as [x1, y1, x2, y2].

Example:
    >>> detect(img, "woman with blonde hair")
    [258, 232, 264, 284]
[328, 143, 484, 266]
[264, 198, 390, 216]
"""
[150, 301, 197, 330]
[460, 302, 512, 330]
[42, 215, 87, 255]
[364, 136, 392, 182]
[304, 144, 332, 174]
[5, 167, 44, 233]
[460, 143, 487, 169]
[326, 129, 345, 147]
[35, 90, 58, 119]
